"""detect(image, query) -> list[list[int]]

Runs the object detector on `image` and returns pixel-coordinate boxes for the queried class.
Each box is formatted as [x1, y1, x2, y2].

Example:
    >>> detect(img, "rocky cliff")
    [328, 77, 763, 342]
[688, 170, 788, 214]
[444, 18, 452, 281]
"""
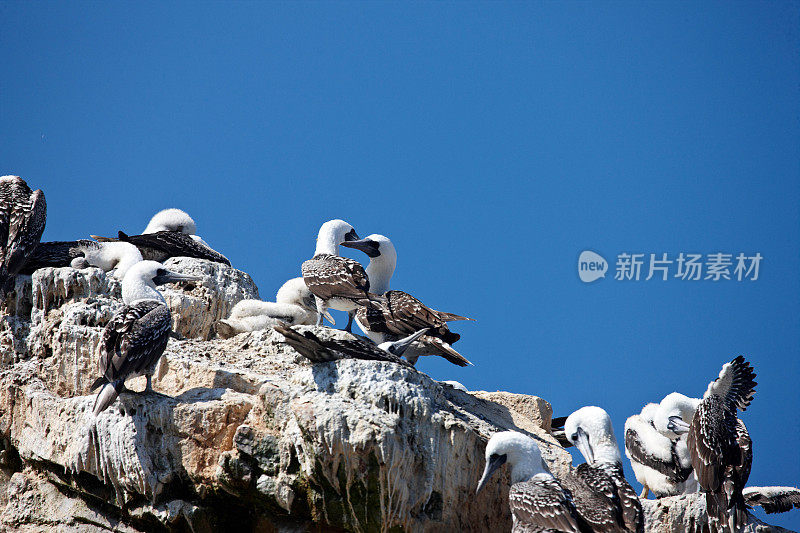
[0, 260, 791, 532]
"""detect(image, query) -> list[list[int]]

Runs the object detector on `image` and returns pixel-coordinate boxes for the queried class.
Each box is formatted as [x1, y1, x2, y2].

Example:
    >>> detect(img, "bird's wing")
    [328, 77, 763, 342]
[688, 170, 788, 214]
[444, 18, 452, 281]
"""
[4, 184, 46, 275]
[509, 477, 583, 533]
[20, 240, 91, 273]
[120, 230, 230, 265]
[607, 464, 644, 533]
[735, 418, 752, 487]
[559, 468, 624, 533]
[687, 399, 732, 492]
[624, 423, 691, 482]
[301, 255, 371, 301]
[743, 486, 800, 514]
[274, 324, 413, 368]
[98, 301, 171, 382]
[706, 355, 757, 411]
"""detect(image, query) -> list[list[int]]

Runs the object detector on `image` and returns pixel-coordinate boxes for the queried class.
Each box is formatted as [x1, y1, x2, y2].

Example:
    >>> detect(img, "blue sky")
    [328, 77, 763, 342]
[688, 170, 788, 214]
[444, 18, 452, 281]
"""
[2, 2, 798, 528]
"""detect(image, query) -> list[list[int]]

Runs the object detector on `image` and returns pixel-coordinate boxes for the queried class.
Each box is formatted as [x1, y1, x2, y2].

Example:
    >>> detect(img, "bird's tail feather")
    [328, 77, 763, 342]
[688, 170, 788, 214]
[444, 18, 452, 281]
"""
[93, 380, 124, 416]
[274, 323, 336, 363]
[89, 235, 117, 243]
[88, 376, 106, 392]
[435, 311, 475, 323]
[427, 336, 472, 367]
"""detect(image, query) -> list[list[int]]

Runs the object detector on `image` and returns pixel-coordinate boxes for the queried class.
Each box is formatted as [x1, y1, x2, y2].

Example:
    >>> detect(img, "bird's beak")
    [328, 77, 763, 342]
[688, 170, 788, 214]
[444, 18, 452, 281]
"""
[340, 238, 381, 258]
[476, 454, 507, 494]
[344, 228, 360, 242]
[389, 328, 429, 356]
[574, 428, 594, 464]
[668, 416, 691, 435]
[153, 270, 201, 285]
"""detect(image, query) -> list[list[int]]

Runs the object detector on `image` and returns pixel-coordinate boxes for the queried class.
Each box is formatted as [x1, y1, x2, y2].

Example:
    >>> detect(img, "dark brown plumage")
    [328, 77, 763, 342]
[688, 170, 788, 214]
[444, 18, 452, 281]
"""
[90, 300, 172, 415]
[274, 323, 414, 368]
[623, 425, 693, 486]
[508, 476, 591, 533]
[0, 176, 46, 290]
[743, 486, 800, 514]
[301, 253, 378, 305]
[20, 240, 94, 274]
[687, 356, 757, 533]
[92, 230, 230, 265]
[355, 290, 473, 366]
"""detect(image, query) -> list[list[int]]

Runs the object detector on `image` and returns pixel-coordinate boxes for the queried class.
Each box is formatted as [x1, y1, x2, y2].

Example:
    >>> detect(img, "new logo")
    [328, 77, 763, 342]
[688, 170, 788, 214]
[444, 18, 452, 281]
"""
[578, 250, 607, 283]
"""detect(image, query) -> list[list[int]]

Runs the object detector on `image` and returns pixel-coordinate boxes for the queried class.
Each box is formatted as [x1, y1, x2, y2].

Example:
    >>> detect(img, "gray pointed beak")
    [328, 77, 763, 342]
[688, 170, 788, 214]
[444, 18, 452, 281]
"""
[153, 270, 201, 285]
[668, 416, 691, 435]
[476, 453, 507, 494]
[574, 428, 594, 464]
[385, 328, 429, 356]
[340, 238, 381, 258]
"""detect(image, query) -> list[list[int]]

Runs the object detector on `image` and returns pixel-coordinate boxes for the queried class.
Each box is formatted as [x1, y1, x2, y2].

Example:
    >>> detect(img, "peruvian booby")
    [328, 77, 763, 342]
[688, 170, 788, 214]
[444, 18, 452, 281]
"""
[476, 431, 592, 533]
[0, 176, 46, 291]
[274, 323, 428, 368]
[301, 219, 383, 332]
[92, 208, 230, 266]
[685, 356, 757, 533]
[564, 406, 645, 533]
[340, 234, 474, 367]
[623, 400, 697, 499]
[22, 240, 143, 279]
[89, 260, 199, 415]
[742, 486, 800, 515]
[216, 277, 320, 339]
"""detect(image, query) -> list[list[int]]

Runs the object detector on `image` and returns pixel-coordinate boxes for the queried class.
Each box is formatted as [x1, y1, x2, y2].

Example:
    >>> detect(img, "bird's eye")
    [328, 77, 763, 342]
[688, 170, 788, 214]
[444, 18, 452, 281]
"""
[571, 433, 578, 441]
[156, 268, 167, 277]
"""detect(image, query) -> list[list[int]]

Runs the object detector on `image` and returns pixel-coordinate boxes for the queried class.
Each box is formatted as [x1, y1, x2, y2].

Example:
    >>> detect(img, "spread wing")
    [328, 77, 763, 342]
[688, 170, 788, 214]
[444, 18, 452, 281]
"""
[98, 301, 171, 383]
[119, 230, 230, 265]
[509, 477, 583, 533]
[302, 254, 372, 301]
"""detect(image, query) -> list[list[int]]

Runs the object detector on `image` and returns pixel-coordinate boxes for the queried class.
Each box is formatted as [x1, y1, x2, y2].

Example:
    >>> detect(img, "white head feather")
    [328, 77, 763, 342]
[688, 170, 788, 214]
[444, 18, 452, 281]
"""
[79, 241, 143, 279]
[564, 406, 622, 465]
[654, 393, 700, 439]
[121, 260, 169, 304]
[143, 208, 197, 235]
[276, 277, 316, 311]
[483, 431, 550, 484]
[314, 219, 356, 256]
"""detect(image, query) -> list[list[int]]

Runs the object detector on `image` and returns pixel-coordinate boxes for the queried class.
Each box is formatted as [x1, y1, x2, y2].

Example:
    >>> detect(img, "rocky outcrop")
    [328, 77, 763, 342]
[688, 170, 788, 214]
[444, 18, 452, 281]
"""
[0, 260, 791, 532]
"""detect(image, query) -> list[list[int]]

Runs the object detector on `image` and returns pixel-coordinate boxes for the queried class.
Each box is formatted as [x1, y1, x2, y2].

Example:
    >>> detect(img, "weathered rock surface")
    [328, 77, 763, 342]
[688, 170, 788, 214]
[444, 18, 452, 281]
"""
[641, 493, 794, 533]
[0, 260, 792, 532]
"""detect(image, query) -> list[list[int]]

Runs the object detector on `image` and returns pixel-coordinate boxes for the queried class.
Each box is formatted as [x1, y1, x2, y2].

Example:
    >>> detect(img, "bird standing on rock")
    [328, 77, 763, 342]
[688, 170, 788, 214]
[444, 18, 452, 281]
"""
[301, 219, 384, 332]
[341, 234, 474, 367]
[90, 260, 199, 415]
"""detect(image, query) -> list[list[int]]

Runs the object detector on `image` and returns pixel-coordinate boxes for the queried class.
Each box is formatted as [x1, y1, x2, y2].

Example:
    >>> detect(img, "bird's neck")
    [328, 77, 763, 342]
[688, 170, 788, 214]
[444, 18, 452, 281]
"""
[122, 279, 165, 305]
[315, 231, 340, 256]
[366, 255, 396, 295]
[592, 441, 623, 466]
[510, 455, 547, 484]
